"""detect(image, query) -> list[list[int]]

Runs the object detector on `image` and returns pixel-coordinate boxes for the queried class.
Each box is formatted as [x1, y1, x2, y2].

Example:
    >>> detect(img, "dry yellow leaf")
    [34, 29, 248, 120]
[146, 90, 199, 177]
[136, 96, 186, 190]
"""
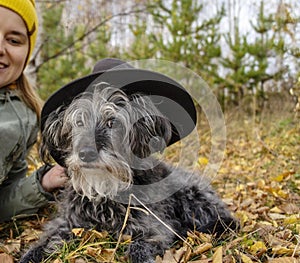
[157, 247, 187, 263]
[212, 246, 223, 263]
[257, 179, 266, 189]
[0, 253, 13, 263]
[193, 243, 213, 255]
[272, 171, 293, 182]
[296, 224, 300, 234]
[279, 203, 300, 214]
[277, 189, 289, 199]
[198, 157, 209, 166]
[235, 211, 249, 225]
[236, 184, 245, 192]
[283, 214, 300, 226]
[268, 213, 286, 220]
[20, 228, 42, 243]
[235, 250, 253, 263]
[222, 254, 236, 263]
[85, 247, 114, 262]
[272, 246, 299, 256]
[89, 230, 109, 239]
[269, 206, 284, 214]
[2, 240, 21, 254]
[188, 232, 212, 243]
[268, 257, 298, 263]
[187, 260, 210, 263]
[249, 241, 267, 255]
[72, 228, 85, 237]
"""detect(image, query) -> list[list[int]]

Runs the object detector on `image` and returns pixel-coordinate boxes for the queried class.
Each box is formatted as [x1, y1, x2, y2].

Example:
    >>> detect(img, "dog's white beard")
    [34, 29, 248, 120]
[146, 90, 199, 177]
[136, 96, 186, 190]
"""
[71, 168, 131, 201]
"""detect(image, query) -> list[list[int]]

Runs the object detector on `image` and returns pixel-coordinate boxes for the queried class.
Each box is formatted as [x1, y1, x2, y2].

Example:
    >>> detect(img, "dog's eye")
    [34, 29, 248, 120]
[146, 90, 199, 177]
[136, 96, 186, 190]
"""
[106, 118, 115, 128]
[76, 120, 84, 127]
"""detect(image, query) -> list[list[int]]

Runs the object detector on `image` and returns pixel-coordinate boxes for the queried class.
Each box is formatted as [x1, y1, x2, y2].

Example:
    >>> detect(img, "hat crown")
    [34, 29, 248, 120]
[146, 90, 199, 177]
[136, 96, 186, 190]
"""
[29, 0, 35, 7]
[41, 58, 197, 166]
[92, 58, 133, 73]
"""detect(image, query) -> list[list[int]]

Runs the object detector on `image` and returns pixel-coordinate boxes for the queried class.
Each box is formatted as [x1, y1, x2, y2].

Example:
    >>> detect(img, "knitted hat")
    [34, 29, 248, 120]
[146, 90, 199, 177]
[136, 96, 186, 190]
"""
[0, 0, 38, 66]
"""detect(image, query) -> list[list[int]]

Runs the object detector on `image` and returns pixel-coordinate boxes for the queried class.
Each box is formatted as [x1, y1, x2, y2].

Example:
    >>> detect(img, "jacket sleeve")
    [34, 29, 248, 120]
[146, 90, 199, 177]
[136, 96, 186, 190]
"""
[0, 164, 53, 222]
[0, 92, 53, 222]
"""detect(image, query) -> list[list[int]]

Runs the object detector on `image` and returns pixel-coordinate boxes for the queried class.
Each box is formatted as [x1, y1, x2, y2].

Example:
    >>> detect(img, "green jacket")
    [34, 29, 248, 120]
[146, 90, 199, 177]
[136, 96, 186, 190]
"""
[0, 88, 51, 222]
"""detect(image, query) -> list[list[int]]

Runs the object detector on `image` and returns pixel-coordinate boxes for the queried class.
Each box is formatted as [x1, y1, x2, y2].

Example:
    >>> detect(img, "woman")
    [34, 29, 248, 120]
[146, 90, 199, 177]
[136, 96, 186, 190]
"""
[0, 0, 68, 222]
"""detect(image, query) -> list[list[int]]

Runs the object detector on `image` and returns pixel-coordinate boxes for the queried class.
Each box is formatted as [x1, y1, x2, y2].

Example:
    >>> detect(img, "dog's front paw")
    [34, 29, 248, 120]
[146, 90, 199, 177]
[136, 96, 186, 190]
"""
[129, 240, 163, 263]
[19, 247, 43, 263]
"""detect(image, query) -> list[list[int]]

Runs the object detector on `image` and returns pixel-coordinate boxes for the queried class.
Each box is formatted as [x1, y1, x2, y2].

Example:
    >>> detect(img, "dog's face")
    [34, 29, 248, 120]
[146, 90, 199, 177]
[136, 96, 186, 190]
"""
[41, 83, 172, 200]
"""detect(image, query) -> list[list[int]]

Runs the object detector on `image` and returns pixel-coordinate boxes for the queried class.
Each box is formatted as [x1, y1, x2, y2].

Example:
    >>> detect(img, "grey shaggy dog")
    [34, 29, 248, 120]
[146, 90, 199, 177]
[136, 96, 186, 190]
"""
[20, 83, 237, 263]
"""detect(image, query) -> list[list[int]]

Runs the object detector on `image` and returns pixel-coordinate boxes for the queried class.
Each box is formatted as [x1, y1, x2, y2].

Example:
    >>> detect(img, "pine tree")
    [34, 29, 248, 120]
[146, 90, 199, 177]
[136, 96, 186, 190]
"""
[126, 0, 224, 82]
[37, 1, 116, 100]
[37, 2, 88, 99]
[220, 20, 249, 106]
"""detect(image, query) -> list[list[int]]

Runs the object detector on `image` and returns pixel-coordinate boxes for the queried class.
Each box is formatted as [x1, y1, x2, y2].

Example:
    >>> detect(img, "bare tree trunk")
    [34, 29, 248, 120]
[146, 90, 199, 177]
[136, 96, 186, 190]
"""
[25, 1, 44, 86]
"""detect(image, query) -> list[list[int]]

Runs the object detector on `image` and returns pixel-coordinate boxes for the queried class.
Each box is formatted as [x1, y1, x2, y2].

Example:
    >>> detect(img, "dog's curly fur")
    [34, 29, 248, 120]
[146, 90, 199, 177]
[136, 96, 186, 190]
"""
[20, 83, 238, 263]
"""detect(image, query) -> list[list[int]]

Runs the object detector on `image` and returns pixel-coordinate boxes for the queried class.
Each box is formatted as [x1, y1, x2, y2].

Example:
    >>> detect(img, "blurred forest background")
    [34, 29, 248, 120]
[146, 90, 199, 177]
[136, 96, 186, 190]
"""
[28, 0, 300, 115]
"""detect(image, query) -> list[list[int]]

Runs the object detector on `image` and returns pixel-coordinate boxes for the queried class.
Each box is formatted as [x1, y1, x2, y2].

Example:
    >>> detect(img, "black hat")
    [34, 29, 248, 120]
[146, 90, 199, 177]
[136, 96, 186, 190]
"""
[41, 58, 197, 161]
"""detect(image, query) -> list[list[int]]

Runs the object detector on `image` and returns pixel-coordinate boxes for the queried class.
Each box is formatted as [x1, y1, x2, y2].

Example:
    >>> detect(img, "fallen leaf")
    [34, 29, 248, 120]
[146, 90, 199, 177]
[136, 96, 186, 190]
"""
[0, 253, 13, 263]
[272, 246, 300, 256]
[235, 250, 253, 263]
[20, 228, 42, 243]
[269, 207, 284, 214]
[72, 228, 85, 237]
[212, 246, 223, 263]
[279, 203, 300, 214]
[272, 171, 293, 182]
[283, 214, 300, 226]
[249, 241, 267, 256]
[156, 247, 187, 263]
[187, 260, 210, 263]
[85, 247, 115, 262]
[275, 229, 293, 240]
[257, 179, 266, 189]
[296, 224, 300, 234]
[192, 243, 213, 255]
[89, 229, 109, 239]
[198, 157, 209, 166]
[265, 234, 291, 247]
[267, 257, 298, 263]
[1, 239, 21, 253]
[253, 221, 276, 237]
[268, 213, 286, 220]
[223, 254, 236, 263]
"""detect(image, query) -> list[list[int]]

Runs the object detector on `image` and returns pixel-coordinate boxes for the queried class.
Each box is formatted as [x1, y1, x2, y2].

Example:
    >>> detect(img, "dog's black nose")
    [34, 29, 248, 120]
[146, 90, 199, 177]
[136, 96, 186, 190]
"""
[79, 147, 98, 162]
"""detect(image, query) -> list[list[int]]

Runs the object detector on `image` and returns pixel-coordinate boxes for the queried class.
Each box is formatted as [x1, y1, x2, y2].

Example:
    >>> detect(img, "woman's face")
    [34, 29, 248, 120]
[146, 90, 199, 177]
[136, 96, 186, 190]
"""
[0, 7, 29, 88]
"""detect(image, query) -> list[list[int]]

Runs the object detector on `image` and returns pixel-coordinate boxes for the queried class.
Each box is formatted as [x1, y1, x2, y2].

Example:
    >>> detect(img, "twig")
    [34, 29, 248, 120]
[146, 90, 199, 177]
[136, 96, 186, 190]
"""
[130, 194, 192, 248]
[110, 194, 134, 262]
[292, 234, 300, 257]
[111, 193, 193, 262]
[255, 129, 279, 157]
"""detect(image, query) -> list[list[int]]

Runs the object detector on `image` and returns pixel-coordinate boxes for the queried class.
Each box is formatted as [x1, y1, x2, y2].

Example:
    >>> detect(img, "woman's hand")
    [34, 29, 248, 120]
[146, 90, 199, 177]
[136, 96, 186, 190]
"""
[41, 165, 68, 192]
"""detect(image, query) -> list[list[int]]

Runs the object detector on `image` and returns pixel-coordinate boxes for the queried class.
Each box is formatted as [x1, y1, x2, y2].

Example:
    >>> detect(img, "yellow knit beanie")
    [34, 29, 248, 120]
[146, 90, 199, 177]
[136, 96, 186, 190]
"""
[0, 0, 38, 66]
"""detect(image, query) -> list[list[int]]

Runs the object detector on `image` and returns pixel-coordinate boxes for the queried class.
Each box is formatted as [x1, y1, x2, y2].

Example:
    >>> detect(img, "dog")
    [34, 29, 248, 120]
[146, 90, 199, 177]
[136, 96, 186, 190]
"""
[20, 83, 237, 263]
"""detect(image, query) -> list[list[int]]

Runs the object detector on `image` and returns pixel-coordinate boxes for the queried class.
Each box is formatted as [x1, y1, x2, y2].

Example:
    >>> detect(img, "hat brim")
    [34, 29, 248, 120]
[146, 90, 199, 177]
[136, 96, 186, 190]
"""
[41, 68, 197, 163]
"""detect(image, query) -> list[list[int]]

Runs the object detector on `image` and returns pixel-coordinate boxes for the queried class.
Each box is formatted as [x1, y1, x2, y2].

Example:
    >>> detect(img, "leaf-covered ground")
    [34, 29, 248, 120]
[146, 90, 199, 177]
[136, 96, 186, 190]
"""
[0, 109, 299, 263]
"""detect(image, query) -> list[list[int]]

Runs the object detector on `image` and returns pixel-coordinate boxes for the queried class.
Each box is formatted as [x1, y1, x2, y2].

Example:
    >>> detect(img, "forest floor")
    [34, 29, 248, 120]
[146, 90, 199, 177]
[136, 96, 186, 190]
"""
[0, 107, 299, 263]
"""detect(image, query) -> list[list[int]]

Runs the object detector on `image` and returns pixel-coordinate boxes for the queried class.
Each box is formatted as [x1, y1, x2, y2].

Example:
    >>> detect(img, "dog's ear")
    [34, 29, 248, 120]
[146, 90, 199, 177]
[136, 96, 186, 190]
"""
[129, 94, 172, 158]
[40, 108, 71, 166]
